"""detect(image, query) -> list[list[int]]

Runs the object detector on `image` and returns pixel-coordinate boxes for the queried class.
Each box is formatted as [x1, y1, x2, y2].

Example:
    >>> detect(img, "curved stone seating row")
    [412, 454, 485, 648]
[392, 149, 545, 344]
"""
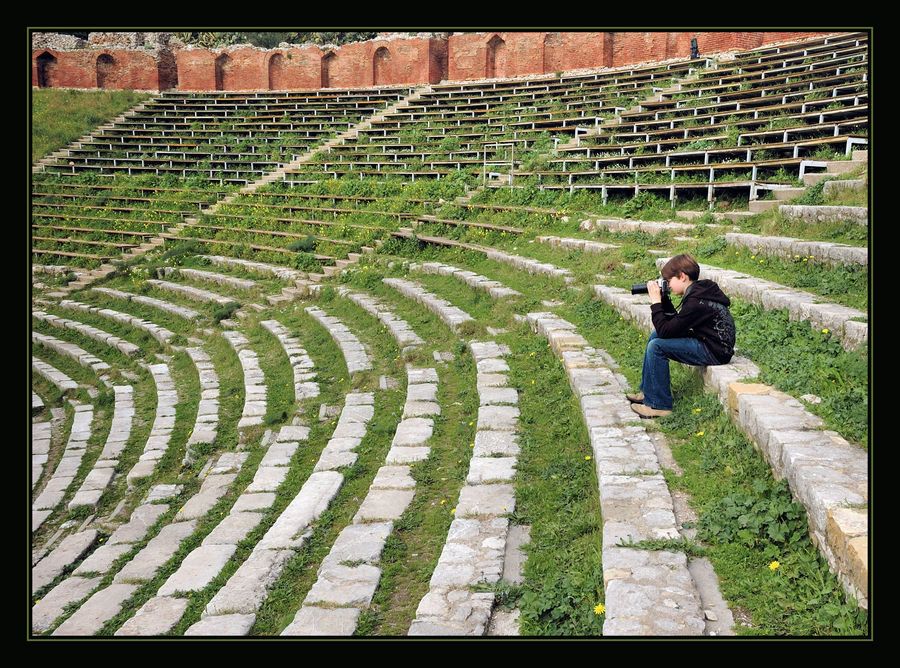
[408, 261, 522, 299]
[32, 401, 94, 532]
[534, 235, 620, 255]
[723, 232, 867, 267]
[334, 286, 425, 352]
[58, 298, 176, 345]
[32, 330, 111, 376]
[656, 258, 867, 351]
[592, 283, 868, 609]
[50, 450, 247, 636]
[201, 255, 306, 281]
[32, 356, 78, 393]
[32, 416, 52, 488]
[409, 340, 518, 636]
[578, 216, 868, 267]
[260, 319, 321, 404]
[284, 373, 428, 635]
[125, 362, 177, 485]
[779, 204, 867, 226]
[305, 305, 372, 375]
[68, 384, 134, 511]
[159, 266, 258, 292]
[116, 439, 290, 635]
[382, 277, 475, 333]
[476, 246, 574, 283]
[185, 392, 375, 635]
[144, 279, 237, 307]
[93, 287, 201, 322]
[32, 528, 100, 599]
[183, 347, 220, 461]
[221, 330, 267, 430]
[522, 311, 707, 635]
[33, 309, 141, 358]
[280, 286, 438, 634]
[33, 391, 45, 411]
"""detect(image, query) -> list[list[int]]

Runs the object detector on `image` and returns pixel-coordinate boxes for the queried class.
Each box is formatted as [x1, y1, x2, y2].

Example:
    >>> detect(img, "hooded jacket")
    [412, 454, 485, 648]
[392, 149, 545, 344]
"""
[650, 279, 735, 364]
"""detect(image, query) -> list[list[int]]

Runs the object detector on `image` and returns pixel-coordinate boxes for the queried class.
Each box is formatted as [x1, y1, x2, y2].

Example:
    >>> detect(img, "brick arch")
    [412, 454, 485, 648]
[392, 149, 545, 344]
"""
[373, 46, 391, 85]
[215, 52, 232, 91]
[96, 52, 115, 89]
[486, 34, 506, 79]
[321, 51, 336, 88]
[268, 52, 287, 90]
[35, 50, 58, 88]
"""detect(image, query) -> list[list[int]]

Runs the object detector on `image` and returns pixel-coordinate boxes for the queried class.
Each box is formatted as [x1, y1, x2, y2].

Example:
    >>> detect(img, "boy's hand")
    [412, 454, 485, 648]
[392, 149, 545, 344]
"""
[647, 280, 662, 303]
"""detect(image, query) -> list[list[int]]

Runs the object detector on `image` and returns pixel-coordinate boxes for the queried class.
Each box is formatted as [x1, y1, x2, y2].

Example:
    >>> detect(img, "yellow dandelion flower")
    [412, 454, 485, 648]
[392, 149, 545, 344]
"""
[769, 560, 780, 571]
[594, 603, 605, 615]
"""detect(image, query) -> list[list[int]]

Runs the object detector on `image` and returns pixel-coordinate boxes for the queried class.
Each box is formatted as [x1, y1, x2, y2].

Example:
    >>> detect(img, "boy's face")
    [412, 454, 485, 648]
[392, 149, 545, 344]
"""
[667, 271, 692, 295]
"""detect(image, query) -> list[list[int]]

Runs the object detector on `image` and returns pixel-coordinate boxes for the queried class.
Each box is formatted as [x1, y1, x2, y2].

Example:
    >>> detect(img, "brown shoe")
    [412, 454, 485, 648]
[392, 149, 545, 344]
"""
[625, 391, 644, 403]
[631, 403, 672, 418]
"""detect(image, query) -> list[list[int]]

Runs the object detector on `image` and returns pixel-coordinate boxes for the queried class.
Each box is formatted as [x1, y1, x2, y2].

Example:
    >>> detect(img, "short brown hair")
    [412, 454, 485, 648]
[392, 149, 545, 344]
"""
[661, 254, 700, 281]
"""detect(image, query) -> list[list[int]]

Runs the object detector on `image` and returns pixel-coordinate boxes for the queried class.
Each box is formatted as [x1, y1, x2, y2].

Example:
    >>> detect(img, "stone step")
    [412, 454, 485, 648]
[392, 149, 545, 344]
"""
[592, 284, 868, 609]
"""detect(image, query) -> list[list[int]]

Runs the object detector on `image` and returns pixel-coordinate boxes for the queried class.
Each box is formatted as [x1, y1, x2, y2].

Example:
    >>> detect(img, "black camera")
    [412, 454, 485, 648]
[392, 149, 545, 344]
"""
[631, 278, 669, 296]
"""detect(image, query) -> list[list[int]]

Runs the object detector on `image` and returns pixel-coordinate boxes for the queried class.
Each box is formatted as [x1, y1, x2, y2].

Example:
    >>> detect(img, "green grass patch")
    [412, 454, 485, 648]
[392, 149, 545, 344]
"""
[32, 88, 151, 163]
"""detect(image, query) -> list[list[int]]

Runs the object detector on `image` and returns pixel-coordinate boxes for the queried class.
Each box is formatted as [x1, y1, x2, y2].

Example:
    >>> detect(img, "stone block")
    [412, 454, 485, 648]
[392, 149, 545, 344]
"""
[203, 548, 293, 616]
[281, 606, 360, 636]
[31, 576, 102, 633]
[184, 613, 257, 636]
[354, 489, 415, 522]
[51, 583, 139, 636]
[158, 544, 237, 596]
[455, 484, 515, 517]
[202, 511, 265, 546]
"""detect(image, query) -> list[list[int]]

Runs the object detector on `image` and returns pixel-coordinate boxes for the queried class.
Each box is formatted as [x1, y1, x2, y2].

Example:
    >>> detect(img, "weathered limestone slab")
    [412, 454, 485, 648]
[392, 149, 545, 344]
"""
[203, 548, 293, 616]
[371, 465, 416, 489]
[477, 405, 519, 431]
[202, 511, 265, 547]
[185, 613, 257, 636]
[256, 471, 343, 550]
[473, 430, 520, 457]
[158, 543, 237, 596]
[304, 563, 383, 607]
[353, 488, 415, 522]
[73, 542, 132, 576]
[108, 503, 169, 544]
[32, 576, 102, 633]
[175, 474, 237, 521]
[602, 547, 705, 636]
[466, 457, 517, 483]
[51, 583, 139, 636]
[392, 417, 434, 446]
[231, 493, 276, 512]
[32, 530, 98, 593]
[281, 607, 360, 636]
[113, 521, 196, 583]
[455, 484, 515, 517]
[408, 590, 496, 636]
[114, 596, 190, 636]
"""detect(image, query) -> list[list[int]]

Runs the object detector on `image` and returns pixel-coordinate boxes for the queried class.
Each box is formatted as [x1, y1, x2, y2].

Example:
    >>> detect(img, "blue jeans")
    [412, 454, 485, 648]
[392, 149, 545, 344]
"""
[639, 332, 716, 410]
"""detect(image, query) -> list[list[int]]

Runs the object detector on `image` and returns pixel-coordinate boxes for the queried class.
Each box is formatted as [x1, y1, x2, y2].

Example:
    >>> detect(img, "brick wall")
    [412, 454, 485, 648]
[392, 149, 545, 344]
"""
[32, 31, 838, 92]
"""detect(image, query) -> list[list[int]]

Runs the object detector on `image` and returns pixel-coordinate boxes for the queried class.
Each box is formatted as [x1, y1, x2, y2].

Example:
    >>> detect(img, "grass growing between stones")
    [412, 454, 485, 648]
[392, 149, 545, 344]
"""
[729, 301, 868, 447]
[505, 328, 604, 636]
[321, 274, 483, 635]
[565, 296, 868, 636]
